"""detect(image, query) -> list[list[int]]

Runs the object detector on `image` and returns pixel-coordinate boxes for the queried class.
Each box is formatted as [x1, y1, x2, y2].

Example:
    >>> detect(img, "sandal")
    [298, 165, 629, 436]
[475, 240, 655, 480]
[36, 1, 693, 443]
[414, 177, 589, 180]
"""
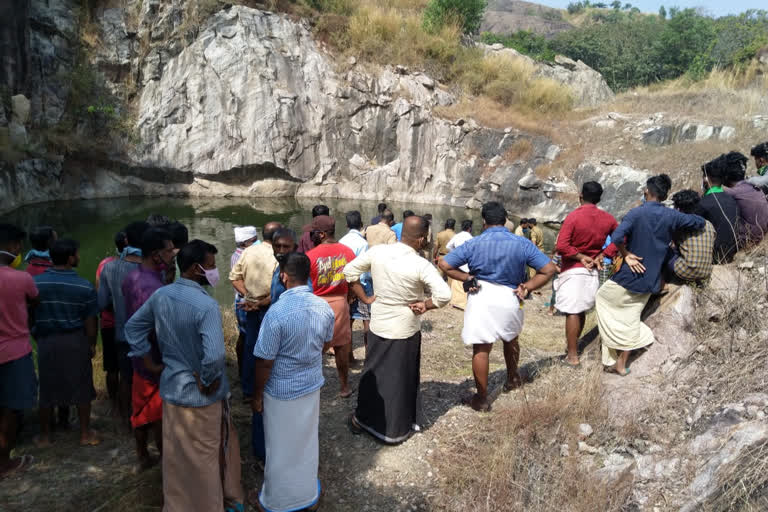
[560, 357, 581, 369]
[80, 432, 102, 446]
[603, 366, 631, 377]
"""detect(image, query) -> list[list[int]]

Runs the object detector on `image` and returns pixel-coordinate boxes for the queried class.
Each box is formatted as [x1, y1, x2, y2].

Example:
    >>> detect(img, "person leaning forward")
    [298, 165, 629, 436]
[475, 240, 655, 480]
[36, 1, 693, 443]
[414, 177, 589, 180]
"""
[346, 216, 451, 444]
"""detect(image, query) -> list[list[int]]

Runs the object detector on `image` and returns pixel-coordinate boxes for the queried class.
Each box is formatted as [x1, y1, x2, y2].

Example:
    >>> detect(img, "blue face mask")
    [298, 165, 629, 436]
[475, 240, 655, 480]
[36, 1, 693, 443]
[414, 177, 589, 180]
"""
[25, 249, 50, 262]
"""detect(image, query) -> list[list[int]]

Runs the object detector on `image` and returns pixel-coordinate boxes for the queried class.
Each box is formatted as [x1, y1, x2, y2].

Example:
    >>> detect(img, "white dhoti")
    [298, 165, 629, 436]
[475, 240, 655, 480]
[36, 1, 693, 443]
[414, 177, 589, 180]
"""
[461, 280, 524, 345]
[554, 267, 600, 314]
[596, 280, 655, 366]
[260, 389, 321, 512]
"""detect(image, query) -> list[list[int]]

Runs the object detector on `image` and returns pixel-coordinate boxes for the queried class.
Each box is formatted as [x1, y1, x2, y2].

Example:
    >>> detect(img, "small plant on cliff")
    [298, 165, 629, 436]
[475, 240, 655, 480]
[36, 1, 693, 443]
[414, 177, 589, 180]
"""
[422, 0, 487, 34]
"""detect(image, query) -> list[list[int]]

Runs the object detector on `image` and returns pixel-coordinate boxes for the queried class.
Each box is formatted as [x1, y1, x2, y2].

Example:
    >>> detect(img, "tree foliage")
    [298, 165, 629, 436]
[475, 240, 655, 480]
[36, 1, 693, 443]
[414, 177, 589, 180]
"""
[423, 0, 487, 35]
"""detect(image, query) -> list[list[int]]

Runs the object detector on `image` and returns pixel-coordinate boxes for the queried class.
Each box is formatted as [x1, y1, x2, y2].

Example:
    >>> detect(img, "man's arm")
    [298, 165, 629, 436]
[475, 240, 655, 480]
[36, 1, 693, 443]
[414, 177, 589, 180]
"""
[421, 262, 451, 309]
[251, 312, 281, 413]
[672, 211, 706, 232]
[125, 298, 155, 360]
[386, 229, 396, 245]
[438, 242, 471, 283]
[251, 359, 274, 413]
[344, 249, 373, 285]
[97, 269, 113, 312]
[198, 305, 227, 391]
[517, 244, 558, 298]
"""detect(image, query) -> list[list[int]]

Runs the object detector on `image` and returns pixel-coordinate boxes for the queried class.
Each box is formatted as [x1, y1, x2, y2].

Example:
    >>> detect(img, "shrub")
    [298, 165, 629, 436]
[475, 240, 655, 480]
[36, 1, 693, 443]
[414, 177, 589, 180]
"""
[422, 0, 487, 35]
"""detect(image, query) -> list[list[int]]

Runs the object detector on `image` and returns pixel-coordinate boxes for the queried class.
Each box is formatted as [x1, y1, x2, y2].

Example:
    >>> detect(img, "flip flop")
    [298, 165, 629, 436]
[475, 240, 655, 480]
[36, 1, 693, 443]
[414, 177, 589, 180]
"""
[603, 366, 631, 377]
[0, 454, 34, 479]
[79, 432, 102, 446]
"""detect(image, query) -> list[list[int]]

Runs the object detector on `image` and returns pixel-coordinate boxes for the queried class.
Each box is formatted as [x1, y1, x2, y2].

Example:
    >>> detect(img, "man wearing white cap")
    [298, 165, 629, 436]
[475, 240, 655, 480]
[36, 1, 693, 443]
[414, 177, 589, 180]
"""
[231, 226, 260, 380]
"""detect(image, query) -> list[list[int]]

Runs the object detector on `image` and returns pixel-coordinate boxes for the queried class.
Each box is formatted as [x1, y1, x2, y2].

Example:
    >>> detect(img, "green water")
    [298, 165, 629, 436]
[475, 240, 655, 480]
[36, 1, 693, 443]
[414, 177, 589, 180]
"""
[4, 196, 556, 305]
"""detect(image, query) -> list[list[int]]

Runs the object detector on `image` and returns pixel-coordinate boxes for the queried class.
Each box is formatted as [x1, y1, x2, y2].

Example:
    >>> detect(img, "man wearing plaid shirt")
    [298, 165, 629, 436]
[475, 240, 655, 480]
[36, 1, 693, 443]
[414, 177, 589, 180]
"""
[668, 190, 716, 283]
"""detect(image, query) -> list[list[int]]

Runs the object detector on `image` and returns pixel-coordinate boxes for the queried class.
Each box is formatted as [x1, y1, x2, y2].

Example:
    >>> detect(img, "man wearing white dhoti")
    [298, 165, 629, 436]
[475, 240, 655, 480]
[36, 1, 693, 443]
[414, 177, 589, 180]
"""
[439, 202, 556, 412]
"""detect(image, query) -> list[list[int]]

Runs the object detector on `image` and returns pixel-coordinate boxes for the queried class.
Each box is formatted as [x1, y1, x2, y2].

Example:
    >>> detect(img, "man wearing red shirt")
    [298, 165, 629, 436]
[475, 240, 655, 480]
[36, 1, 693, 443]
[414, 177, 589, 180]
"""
[306, 215, 356, 397]
[554, 182, 619, 367]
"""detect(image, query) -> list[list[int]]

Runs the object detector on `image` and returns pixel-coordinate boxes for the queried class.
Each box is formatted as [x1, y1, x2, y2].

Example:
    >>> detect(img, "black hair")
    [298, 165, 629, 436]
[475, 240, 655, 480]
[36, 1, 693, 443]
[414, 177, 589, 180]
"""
[701, 156, 726, 184]
[646, 174, 672, 201]
[529, 218, 537, 225]
[263, 223, 281, 243]
[177, 239, 218, 273]
[140, 227, 172, 258]
[114, 231, 127, 252]
[124, 221, 150, 248]
[481, 201, 507, 226]
[167, 221, 189, 249]
[581, 181, 603, 204]
[346, 210, 363, 230]
[0, 223, 26, 246]
[722, 151, 748, 184]
[403, 210, 415, 220]
[424, 213, 433, 221]
[672, 189, 701, 214]
[311, 204, 330, 217]
[751, 142, 768, 160]
[445, 218, 456, 230]
[461, 219, 474, 232]
[281, 252, 311, 283]
[50, 239, 79, 266]
[381, 210, 395, 223]
[377, 202, 387, 214]
[146, 214, 171, 227]
[29, 226, 56, 250]
[272, 228, 297, 244]
[520, 218, 529, 225]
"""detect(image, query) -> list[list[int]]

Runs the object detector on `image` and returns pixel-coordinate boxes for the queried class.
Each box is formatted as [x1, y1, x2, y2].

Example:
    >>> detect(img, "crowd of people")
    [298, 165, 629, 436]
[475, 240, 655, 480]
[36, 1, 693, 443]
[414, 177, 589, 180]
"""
[1, 142, 768, 511]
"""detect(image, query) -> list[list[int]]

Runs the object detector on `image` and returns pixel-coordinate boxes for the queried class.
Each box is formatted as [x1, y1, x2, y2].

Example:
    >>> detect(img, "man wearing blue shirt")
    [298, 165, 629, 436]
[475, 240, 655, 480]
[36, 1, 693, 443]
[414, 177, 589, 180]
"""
[439, 202, 556, 412]
[391, 210, 415, 241]
[125, 240, 244, 512]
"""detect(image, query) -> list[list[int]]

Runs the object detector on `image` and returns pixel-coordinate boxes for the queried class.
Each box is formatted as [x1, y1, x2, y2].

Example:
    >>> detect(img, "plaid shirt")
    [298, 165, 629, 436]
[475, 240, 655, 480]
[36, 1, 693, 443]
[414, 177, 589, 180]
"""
[673, 220, 716, 281]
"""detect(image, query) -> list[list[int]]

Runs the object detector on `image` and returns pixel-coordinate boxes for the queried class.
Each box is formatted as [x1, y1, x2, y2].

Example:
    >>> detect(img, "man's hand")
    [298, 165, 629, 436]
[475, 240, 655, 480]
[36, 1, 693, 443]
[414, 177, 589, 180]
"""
[409, 302, 427, 315]
[239, 300, 260, 312]
[251, 394, 263, 414]
[514, 284, 528, 301]
[362, 294, 377, 306]
[593, 253, 605, 271]
[193, 373, 221, 396]
[464, 276, 480, 294]
[625, 253, 646, 274]
[577, 254, 595, 270]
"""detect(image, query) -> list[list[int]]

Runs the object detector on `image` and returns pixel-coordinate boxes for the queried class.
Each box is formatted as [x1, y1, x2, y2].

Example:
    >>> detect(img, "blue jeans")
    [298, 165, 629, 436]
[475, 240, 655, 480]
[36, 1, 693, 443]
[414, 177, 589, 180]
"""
[241, 309, 267, 397]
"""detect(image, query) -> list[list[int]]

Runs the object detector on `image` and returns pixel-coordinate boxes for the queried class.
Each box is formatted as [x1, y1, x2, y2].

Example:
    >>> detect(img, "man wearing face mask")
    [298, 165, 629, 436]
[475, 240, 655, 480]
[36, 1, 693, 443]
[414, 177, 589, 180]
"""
[0, 224, 39, 477]
[747, 142, 768, 191]
[125, 239, 244, 512]
[122, 228, 176, 470]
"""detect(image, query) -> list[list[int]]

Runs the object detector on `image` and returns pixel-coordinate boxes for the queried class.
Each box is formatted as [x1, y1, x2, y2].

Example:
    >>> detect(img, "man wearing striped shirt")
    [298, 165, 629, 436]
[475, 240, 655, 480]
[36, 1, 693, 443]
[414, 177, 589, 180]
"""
[252, 253, 334, 512]
[125, 240, 244, 512]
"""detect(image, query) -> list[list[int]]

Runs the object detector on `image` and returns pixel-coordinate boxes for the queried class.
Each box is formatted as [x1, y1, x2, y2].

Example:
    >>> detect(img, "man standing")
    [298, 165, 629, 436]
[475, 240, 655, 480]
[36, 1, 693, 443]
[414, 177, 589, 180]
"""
[298, 205, 330, 253]
[98, 221, 150, 426]
[306, 215, 356, 398]
[667, 190, 716, 284]
[122, 227, 176, 469]
[391, 210, 415, 241]
[347, 216, 451, 443]
[514, 219, 530, 238]
[439, 202, 556, 412]
[33, 239, 100, 447]
[554, 182, 619, 368]
[125, 240, 244, 512]
[504, 211, 516, 233]
[252, 253, 335, 512]
[422, 213, 434, 260]
[433, 218, 456, 270]
[722, 151, 768, 247]
[340, 211, 373, 359]
[699, 155, 742, 263]
[25, 226, 57, 276]
[365, 210, 397, 247]
[0, 224, 39, 477]
[270, 229, 312, 304]
[528, 218, 545, 251]
[446, 220, 474, 310]
[370, 202, 388, 226]
[229, 222, 281, 400]
[230, 226, 259, 381]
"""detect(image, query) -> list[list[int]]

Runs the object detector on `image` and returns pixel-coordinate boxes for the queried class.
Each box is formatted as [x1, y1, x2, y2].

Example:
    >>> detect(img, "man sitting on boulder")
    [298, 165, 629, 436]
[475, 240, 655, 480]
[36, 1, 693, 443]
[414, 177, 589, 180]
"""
[747, 141, 768, 191]
[722, 151, 768, 247]
[667, 190, 716, 285]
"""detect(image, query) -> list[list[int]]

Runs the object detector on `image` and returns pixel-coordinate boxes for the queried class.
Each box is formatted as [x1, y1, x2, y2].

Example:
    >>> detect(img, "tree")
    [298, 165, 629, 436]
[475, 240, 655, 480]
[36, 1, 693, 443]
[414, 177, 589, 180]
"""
[623, 2, 632, 9]
[611, 0, 621, 9]
[658, 5, 667, 19]
[423, 0, 487, 34]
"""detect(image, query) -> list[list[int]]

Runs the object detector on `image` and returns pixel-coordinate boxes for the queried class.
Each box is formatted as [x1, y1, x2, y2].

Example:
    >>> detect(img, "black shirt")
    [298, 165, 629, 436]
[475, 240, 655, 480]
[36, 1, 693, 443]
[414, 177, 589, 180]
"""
[696, 192, 741, 263]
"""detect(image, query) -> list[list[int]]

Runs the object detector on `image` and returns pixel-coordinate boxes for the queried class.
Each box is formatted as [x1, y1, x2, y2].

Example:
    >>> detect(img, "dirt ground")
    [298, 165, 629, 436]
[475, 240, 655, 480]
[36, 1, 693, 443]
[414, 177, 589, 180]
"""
[0, 288, 586, 512]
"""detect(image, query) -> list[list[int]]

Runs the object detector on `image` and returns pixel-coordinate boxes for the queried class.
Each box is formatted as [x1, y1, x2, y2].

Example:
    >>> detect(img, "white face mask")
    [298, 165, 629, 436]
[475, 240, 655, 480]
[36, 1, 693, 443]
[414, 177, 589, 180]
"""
[198, 264, 220, 287]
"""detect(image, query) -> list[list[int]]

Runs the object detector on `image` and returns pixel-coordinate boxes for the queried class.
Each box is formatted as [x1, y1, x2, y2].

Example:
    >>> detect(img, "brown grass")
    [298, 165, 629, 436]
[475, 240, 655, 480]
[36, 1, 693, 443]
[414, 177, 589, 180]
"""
[503, 138, 534, 162]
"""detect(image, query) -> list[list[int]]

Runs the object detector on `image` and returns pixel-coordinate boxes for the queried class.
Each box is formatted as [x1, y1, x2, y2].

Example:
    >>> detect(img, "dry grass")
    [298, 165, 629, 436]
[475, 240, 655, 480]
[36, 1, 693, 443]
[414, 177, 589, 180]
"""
[503, 138, 534, 162]
[434, 97, 560, 137]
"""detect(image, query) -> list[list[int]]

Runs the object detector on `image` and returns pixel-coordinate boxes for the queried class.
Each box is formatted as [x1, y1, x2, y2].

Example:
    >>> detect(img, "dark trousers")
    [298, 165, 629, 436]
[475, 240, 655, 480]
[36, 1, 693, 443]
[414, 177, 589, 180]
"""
[241, 309, 267, 397]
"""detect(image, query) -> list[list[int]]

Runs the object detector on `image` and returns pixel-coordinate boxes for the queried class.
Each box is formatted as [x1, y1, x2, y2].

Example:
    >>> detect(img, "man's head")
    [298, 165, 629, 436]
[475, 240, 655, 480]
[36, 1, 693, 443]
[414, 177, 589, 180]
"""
[721, 151, 749, 187]
[310, 215, 336, 246]
[279, 252, 311, 289]
[529, 218, 538, 226]
[51, 239, 80, 268]
[646, 174, 673, 201]
[444, 218, 456, 230]
[167, 221, 189, 250]
[701, 156, 726, 190]
[346, 211, 363, 231]
[520, 218, 529, 228]
[114, 231, 127, 254]
[424, 213, 433, 223]
[140, 227, 175, 270]
[581, 181, 603, 205]
[124, 221, 150, 248]
[751, 142, 768, 173]
[263, 222, 283, 244]
[461, 219, 474, 233]
[29, 226, 57, 251]
[178, 239, 219, 286]
[0, 223, 26, 265]
[311, 204, 330, 218]
[377, 202, 387, 214]
[146, 214, 171, 227]
[672, 189, 701, 214]
[381, 209, 395, 225]
[401, 215, 430, 250]
[234, 226, 259, 248]
[481, 201, 506, 228]
[272, 228, 297, 266]
[403, 210, 415, 221]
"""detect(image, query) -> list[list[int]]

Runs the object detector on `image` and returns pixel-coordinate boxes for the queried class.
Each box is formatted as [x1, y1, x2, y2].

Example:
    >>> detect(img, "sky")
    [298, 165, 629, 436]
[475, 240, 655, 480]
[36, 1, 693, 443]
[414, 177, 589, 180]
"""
[538, 0, 765, 17]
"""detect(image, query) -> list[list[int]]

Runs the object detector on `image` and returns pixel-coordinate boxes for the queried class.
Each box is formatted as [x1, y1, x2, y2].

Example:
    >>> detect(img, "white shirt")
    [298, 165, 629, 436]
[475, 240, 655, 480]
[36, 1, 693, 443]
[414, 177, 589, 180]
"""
[339, 229, 369, 257]
[344, 243, 451, 339]
[446, 231, 473, 272]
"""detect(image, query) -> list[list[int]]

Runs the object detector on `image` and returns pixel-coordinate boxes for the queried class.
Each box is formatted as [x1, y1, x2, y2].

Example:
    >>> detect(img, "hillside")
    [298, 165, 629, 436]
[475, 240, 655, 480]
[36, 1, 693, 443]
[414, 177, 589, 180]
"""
[481, 0, 574, 38]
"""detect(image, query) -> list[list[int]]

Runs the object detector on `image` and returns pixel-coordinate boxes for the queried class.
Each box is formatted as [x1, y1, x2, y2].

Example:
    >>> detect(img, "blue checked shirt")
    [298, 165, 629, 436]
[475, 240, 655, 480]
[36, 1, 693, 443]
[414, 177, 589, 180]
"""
[253, 285, 335, 401]
[125, 278, 229, 408]
[97, 258, 140, 342]
[33, 269, 98, 338]
[443, 226, 551, 288]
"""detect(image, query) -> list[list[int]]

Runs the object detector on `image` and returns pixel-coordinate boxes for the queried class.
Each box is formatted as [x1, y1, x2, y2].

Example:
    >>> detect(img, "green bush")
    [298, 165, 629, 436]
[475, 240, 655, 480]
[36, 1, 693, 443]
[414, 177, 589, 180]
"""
[480, 31, 556, 62]
[423, 0, 487, 35]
